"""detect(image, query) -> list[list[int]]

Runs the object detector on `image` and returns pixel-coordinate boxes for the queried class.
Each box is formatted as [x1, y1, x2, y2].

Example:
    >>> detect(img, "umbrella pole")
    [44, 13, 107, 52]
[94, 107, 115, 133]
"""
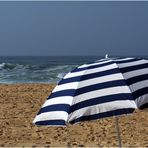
[115, 116, 122, 147]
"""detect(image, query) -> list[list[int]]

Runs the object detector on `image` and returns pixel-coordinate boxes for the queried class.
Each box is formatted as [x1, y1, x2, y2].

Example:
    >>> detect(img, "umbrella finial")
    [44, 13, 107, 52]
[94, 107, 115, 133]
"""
[105, 54, 108, 59]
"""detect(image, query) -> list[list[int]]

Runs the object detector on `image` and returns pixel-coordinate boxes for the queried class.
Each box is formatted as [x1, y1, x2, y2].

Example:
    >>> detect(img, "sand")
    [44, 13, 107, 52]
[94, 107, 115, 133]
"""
[0, 84, 147, 147]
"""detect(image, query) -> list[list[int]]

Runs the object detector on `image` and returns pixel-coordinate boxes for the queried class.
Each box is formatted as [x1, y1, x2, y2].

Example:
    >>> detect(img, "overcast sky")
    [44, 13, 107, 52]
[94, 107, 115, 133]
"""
[0, 1, 148, 56]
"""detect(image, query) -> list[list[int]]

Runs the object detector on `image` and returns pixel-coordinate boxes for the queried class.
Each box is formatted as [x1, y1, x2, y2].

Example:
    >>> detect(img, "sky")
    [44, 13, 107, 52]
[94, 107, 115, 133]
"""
[0, 1, 148, 56]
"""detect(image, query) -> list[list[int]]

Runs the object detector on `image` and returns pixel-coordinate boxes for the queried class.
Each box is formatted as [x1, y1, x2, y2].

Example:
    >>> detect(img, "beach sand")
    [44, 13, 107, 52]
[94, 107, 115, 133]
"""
[0, 84, 147, 147]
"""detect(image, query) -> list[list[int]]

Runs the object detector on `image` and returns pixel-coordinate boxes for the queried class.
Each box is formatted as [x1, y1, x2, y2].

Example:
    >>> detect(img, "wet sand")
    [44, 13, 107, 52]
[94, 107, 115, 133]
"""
[0, 84, 147, 147]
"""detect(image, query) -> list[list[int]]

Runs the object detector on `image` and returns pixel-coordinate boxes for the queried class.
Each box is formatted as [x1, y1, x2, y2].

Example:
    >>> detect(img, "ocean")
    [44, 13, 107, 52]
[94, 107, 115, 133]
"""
[0, 56, 101, 84]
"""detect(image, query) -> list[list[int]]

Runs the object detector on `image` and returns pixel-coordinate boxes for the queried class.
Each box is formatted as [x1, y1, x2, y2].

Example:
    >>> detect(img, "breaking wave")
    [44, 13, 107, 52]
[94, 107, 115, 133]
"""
[0, 62, 78, 84]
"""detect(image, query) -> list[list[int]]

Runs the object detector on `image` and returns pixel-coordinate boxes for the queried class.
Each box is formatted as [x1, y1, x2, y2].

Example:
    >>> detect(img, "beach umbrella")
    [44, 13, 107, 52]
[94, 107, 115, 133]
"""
[33, 57, 148, 147]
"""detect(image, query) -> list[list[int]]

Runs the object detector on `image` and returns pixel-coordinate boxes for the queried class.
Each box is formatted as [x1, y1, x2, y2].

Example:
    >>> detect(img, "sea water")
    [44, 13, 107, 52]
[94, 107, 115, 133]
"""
[0, 56, 100, 84]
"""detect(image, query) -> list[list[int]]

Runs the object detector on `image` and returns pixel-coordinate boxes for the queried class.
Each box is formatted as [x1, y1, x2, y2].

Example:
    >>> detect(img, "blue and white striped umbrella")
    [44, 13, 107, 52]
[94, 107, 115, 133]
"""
[33, 57, 148, 126]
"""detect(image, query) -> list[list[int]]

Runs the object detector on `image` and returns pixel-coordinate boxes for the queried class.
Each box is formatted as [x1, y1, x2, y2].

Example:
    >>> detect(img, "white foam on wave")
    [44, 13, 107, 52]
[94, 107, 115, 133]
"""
[57, 73, 67, 79]
[0, 63, 6, 69]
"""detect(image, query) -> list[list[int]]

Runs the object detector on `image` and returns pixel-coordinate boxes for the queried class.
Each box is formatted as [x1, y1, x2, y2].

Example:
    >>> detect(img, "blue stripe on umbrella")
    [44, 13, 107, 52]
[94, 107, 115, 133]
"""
[133, 87, 148, 100]
[126, 74, 148, 85]
[35, 120, 66, 126]
[120, 63, 148, 73]
[48, 89, 76, 99]
[74, 80, 127, 96]
[71, 61, 114, 73]
[59, 76, 81, 85]
[37, 104, 70, 115]
[59, 68, 120, 85]
[69, 93, 133, 113]
[80, 68, 120, 81]
[115, 58, 142, 64]
[140, 103, 148, 109]
[69, 108, 135, 124]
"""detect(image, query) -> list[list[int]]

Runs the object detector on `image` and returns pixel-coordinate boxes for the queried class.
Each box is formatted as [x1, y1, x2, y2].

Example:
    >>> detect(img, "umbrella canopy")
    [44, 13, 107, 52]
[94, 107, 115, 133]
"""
[33, 57, 148, 126]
